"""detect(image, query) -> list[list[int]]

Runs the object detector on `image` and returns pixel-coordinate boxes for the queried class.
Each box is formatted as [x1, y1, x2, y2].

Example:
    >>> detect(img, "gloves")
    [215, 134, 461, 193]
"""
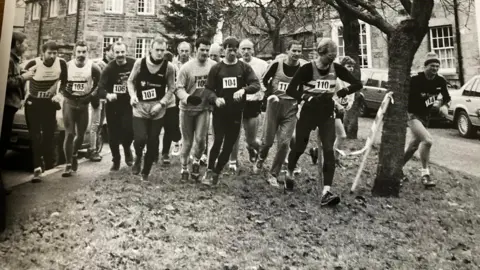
[186, 95, 202, 106]
[91, 96, 100, 109]
[52, 99, 61, 110]
[336, 88, 349, 98]
[301, 93, 315, 102]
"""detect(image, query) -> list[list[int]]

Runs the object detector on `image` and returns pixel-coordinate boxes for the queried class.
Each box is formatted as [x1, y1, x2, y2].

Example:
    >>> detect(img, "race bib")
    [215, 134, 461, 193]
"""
[278, 82, 289, 92]
[72, 82, 86, 92]
[195, 76, 207, 89]
[425, 96, 436, 107]
[142, 88, 157, 100]
[37, 91, 50, 98]
[222, 77, 237, 89]
[113, 84, 127, 94]
[315, 80, 331, 91]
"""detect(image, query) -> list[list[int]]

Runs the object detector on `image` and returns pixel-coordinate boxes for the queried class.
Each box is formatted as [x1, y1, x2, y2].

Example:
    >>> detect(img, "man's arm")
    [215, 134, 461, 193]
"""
[127, 59, 142, 98]
[89, 63, 102, 97]
[286, 64, 312, 101]
[97, 63, 111, 99]
[160, 63, 176, 105]
[204, 64, 219, 104]
[440, 77, 451, 106]
[334, 63, 363, 94]
[57, 59, 68, 95]
[7, 59, 25, 91]
[175, 64, 190, 103]
[262, 62, 279, 97]
[243, 63, 260, 94]
[22, 60, 37, 96]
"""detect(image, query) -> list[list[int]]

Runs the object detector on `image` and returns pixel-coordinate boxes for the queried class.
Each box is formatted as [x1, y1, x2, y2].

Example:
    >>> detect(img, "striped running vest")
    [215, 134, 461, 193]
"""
[29, 57, 61, 99]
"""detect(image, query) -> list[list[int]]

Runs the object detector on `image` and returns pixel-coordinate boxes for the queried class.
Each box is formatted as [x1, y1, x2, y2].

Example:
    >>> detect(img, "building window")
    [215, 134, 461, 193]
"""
[138, 0, 154, 15]
[68, 0, 78, 15]
[103, 37, 121, 54]
[331, 20, 372, 68]
[430, 25, 455, 72]
[105, 0, 123, 14]
[49, 0, 58, 18]
[31, 3, 41, 20]
[135, 38, 153, 59]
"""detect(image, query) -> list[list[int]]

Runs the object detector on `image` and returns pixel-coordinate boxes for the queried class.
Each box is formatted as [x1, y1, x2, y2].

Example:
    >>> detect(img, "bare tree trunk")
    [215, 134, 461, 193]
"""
[339, 9, 362, 139]
[372, 20, 425, 197]
[271, 29, 282, 57]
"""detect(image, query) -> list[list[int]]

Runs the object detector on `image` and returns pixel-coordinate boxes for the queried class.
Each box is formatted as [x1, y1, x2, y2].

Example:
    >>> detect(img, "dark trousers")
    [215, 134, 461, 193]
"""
[25, 98, 57, 170]
[0, 105, 18, 168]
[105, 102, 133, 163]
[288, 106, 336, 186]
[133, 117, 164, 175]
[161, 106, 181, 156]
[208, 109, 242, 174]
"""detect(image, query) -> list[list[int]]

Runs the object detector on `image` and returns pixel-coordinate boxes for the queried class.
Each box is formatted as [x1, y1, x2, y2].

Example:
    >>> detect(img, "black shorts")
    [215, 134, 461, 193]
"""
[243, 101, 262, 119]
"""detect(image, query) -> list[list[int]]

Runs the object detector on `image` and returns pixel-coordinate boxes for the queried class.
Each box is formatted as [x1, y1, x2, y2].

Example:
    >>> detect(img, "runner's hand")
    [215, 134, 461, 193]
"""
[336, 88, 349, 98]
[21, 69, 35, 80]
[106, 93, 117, 102]
[130, 96, 139, 106]
[233, 89, 245, 102]
[150, 103, 162, 116]
[215, 98, 225, 107]
[187, 95, 202, 105]
[301, 93, 315, 102]
[51, 94, 62, 103]
[268, 95, 280, 102]
[439, 105, 448, 118]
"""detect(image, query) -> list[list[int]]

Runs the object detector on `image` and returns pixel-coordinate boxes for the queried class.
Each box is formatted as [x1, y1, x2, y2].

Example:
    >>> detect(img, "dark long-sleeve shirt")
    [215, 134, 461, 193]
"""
[6, 53, 26, 109]
[285, 62, 362, 101]
[98, 57, 136, 106]
[408, 72, 451, 118]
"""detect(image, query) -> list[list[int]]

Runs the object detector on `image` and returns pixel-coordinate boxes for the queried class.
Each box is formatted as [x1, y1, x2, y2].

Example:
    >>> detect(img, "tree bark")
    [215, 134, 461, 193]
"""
[271, 29, 282, 57]
[338, 9, 362, 139]
[372, 19, 427, 197]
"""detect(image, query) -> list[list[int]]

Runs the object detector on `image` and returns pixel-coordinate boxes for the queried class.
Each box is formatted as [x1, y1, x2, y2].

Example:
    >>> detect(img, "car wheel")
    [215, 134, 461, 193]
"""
[358, 100, 368, 117]
[456, 111, 476, 138]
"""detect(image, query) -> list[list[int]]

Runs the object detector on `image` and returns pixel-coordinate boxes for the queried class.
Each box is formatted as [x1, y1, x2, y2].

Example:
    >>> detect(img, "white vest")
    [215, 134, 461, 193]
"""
[66, 60, 94, 96]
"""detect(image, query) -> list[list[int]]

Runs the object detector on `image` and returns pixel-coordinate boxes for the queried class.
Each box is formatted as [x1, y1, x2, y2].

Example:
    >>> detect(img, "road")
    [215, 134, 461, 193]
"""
[358, 117, 480, 178]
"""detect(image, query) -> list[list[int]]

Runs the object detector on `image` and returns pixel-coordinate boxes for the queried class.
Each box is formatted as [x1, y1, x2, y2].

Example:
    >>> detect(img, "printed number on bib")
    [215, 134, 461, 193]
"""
[113, 84, 127, 94]
[278, 82, 289, 92]
[196, 79, 206, 89]
[315, 80, 331, 91]
[222, 77, 237, 89]
[142, 89, 157, 100]
[72, 83, 86, 92]
[425, 96, 436, 107]
[37, 92, 50, 98]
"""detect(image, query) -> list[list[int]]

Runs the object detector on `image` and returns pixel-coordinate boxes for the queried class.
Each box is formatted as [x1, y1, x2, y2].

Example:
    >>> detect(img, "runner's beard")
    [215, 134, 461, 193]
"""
[77, 56, 86, 62]
[44, 57, 55, 66]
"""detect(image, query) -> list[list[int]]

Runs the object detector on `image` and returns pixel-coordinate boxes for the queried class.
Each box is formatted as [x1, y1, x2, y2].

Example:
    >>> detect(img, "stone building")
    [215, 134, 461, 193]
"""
[23, 0, 171, 61]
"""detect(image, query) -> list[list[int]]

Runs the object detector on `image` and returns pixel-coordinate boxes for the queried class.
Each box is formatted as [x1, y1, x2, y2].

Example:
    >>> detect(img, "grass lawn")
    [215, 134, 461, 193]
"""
[0, 135, 478, 270]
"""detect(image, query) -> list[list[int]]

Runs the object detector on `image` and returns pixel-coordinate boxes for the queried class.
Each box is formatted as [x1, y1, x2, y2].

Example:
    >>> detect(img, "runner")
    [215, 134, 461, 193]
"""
[175, 37, 216, 181]
[98, 41, 135, 171]
[228, 39, 268, 172]
[254, 40, 304, 187]
[202, 36, 260, 185]
[60, 41, 101, 177]
[23, 41, 68, 182]
[209, 43, 223, 63]
[285, 38, 362, 206]
[403, 52, 450, 188]
[1, 32, 32, 168]
[86, 44, 115, 162]
[127, 37, 176, 180]
[309, 56, 357, 167]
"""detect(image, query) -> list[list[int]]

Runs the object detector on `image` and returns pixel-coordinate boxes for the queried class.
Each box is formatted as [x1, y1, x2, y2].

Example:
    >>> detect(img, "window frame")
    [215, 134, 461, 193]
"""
[105, 0, 124, 14]
[330, 19, 372, 68]
[137, 0, 155, 15]
[103, 36, 122, 55]
[31, 2, 41, 20]
[49, 0, 59, 18]
[135, 38, 154, 59]
[429, 25, 456, 74]
[68, 0, 78, 15]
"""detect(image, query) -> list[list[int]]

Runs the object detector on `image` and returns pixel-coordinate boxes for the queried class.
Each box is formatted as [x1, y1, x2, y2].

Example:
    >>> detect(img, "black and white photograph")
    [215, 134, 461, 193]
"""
[0, 0, 480, 269]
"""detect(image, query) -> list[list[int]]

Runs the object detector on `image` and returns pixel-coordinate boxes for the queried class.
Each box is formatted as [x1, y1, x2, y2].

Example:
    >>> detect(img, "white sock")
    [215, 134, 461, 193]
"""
[322, 185, 331, 196]
[420, 168, 430, 176]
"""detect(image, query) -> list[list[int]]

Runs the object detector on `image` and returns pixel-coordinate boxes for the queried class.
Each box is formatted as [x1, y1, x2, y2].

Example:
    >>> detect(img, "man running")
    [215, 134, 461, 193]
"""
[1, 32, 32, 168]
[228, 39, 268, 172]
[403, 52, 450, 188]
[60, 41, 101, 177]
[23, 41, 67, 182]
[253, 40, 304, 187]
[87, 43, 116, 162]
[127, 37, 176, 181]
[309, 56, 357, 167]
[202, 37, 260, 185]
[98, 41, 135, 171]
[285, 38, 362, 206]
[175, 37, 216, 181]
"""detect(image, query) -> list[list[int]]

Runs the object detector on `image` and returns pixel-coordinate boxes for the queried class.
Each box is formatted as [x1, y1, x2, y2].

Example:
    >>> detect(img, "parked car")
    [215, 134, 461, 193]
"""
[445, 75, 480, 138]
[358, 68, 454, 125]
[8, 94, 108, 166]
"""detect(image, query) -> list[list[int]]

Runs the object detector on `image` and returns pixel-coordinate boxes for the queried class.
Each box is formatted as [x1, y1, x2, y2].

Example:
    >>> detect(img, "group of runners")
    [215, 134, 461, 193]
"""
[2, 31, 452, 207]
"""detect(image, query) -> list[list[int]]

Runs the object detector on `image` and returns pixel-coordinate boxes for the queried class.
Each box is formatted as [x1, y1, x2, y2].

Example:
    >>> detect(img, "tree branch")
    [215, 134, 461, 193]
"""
[399, 0, 412, 14]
